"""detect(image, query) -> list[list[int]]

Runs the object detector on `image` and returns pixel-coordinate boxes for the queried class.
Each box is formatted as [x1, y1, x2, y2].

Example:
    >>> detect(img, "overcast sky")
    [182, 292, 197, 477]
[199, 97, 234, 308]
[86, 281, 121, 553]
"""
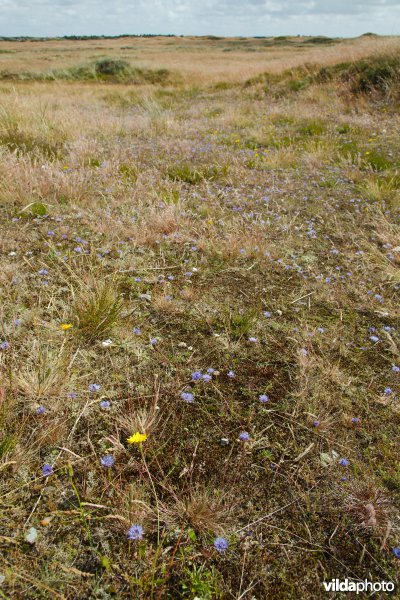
[1, 0, 399, 38]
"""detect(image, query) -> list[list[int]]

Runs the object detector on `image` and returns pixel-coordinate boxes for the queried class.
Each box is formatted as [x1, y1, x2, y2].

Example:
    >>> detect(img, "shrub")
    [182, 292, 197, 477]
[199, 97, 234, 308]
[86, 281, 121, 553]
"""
[95, 58, 131, 77]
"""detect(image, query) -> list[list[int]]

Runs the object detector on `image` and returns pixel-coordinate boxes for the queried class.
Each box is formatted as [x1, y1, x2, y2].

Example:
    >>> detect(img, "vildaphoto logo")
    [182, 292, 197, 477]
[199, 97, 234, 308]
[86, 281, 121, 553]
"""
[322, 579, 395, 594]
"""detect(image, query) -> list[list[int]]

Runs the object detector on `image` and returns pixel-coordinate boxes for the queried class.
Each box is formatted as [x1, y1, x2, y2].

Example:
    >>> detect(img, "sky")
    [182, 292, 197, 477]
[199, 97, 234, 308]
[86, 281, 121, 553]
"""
[1, 0, 400, 38]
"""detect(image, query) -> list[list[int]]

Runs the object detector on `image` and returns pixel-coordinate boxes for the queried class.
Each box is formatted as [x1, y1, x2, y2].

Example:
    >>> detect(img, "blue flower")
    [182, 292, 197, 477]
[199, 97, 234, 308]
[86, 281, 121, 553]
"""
[0, 341, 10, 350]
[202, 374, 212, 382]
[227, 370, 235, 378]
[38, 269, 49, 276]
[259, 394, 269, 403]
[214, 537, 229, 553]
[351, 417, 360, 424]
[239, 431, 250, 441]
[392, 365, 400, 373]
[100, 455, 115, 468]
[207, 368, 215, 374]
[248, 337, 258, 343]
[150, 338, 158, 346]
[42, 464, 53, 477]
[263, 311, 271, 318]
[127, 524, 144, 541]
[339, 458, 350, 467]
[384, 387, 393, 395]
[132, 327, 141, 335]
[392, 547, 400, 559]
[89, 383, 101, 392]
[68, 392, 78, 399]
[100, 400, 111, 409]
[313, 420, 320, 427]
[181, 392, 194, 403]
[370, 335, 380, 343]
[36, 406, 46, 415]
[191, 371, 202, 381]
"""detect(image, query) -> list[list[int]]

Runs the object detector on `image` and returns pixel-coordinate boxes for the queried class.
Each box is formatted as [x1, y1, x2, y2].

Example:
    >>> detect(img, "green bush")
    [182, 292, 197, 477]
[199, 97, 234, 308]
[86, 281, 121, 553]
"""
[94, 58, 131, 77]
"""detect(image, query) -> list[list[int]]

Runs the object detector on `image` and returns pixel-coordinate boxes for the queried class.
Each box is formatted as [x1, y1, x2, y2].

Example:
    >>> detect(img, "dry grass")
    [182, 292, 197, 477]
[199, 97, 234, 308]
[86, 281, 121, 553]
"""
[0, 34, 400, 599]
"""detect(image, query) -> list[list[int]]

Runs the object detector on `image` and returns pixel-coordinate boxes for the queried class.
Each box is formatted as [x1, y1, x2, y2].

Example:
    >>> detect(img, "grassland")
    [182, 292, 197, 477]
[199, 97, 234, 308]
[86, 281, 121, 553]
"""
[0, 34, 400, 599]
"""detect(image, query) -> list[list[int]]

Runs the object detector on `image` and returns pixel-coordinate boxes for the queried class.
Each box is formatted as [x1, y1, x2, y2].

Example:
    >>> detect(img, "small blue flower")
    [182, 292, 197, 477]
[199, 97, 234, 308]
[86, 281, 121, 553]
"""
[202, 374, 212, 382]
[68, 391, 78, 399]
[339, 458, 350, 467]
[181, 392, 194, 403]
[100, 455, 115, 468]
[313, 420, 320, 427]
[36, 406, 46, 415]
[392, 365, 400, 373]
[150, 338, 158, 346]
[191, 371, 203, 381]
[0, 341, 10, 350]
[100, 400, 111, 409]
[227, 370, 235, 378]
[132, 327, 141, 335]
[38, 269, 49, 276]
[89, 383, 101, 392]
[351, 417, 360, 424]
[259, 394, 269, 403]
[392, 547, 400, 559]
[384, 387, 393, 395]
[263, 311, 271, 318]
[213, 536, 229, 553]
[248, 337, 258, 343]
[127, 524, 144, 541]
[42, 464, 53, 477]
[239, 431, 250, 441]
[207, 368, 215, 374]
[370, 335, 380, 343]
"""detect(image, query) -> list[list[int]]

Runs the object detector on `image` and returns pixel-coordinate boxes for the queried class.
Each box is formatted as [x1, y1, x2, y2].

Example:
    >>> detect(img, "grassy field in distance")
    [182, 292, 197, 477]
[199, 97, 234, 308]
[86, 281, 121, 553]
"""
[0, 33, 400, 598]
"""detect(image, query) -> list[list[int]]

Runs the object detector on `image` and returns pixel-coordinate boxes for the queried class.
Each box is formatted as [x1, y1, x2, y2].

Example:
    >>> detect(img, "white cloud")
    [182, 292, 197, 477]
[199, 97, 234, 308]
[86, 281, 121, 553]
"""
[0, 0, 399, 37]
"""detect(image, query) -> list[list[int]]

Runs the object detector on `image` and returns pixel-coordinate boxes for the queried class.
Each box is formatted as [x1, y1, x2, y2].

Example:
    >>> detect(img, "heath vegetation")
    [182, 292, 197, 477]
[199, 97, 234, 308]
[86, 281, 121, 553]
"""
[0, 33, 399, 598]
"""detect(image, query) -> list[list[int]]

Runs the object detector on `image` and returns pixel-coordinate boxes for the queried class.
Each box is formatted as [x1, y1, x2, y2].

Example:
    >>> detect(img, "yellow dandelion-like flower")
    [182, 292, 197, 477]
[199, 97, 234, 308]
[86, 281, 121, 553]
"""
[127, 432, 148, 444]
[60, 323, 73, 331]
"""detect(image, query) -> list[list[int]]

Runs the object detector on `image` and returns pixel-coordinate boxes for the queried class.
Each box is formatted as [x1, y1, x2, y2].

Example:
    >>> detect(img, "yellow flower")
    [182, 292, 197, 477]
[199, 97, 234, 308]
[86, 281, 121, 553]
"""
[127, 432, 148, 444]
[60, 323, 73, 331]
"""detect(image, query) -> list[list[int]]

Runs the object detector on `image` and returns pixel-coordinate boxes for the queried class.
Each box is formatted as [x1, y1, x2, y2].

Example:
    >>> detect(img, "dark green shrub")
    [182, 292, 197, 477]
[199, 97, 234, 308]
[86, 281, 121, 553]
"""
[95, 58, 131, 77]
